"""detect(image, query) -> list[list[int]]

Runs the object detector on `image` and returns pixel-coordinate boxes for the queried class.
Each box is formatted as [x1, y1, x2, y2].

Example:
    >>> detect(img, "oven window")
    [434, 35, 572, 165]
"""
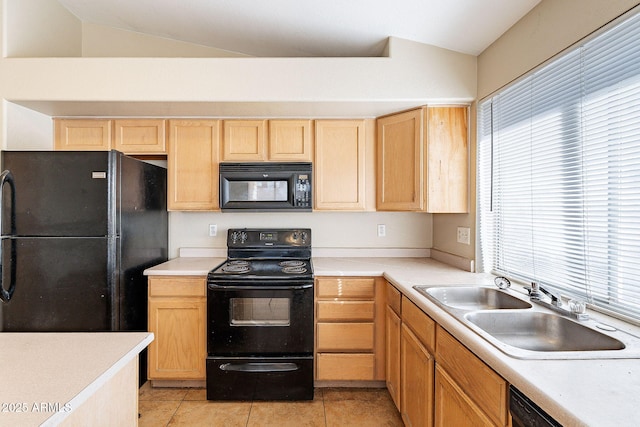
[228, 181, 288, 202]
[230, 298, 290, 326]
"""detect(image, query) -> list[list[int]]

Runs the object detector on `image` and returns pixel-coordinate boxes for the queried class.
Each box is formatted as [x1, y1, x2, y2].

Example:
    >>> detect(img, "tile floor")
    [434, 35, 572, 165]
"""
[138, 383, 404, 427]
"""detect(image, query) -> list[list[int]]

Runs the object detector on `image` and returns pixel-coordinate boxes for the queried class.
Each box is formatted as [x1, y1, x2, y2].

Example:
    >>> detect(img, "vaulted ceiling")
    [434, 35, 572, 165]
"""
[56, 0, 541, 57]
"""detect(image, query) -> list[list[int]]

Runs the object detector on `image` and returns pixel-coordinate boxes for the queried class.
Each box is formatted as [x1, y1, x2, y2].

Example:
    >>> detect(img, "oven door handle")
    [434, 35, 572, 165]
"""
[219, 362, 300, 373]
[208, 283, 313, 291]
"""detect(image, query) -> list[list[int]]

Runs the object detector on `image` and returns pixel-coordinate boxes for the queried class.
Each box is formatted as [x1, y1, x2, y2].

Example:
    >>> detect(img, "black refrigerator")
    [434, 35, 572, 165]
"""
[0, 150, 168, 377]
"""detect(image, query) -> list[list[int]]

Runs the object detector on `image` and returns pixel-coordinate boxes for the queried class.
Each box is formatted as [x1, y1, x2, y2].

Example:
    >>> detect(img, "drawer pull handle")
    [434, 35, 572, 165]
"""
[219, 362, 299, 373]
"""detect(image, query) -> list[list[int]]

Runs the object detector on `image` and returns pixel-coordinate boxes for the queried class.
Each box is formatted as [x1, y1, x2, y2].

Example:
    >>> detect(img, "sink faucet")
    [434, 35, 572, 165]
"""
[525, 282, 589, 321]
[528, 282, 562, 307]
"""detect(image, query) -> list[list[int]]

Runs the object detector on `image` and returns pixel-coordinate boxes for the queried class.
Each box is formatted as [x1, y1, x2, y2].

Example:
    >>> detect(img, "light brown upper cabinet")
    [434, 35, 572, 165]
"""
[314, 119, 374, 211]
[376, 106, 469, 213]
[54, 119, 112, 151]
[167, 119, 220, 211]
[269, 120, 313, 161]
[222, 120, 268, 161]
[222, 119, 313, 162]
[426, 107, 469, 213]
[54, 118, 166, 154]
[113, 119, 166, 154]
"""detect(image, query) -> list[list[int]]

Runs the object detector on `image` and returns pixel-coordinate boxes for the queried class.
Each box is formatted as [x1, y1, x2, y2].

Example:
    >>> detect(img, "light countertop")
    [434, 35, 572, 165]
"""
[144, 256, 225, 276]
[144, 255, 640, 426]
[0, 332, 153, 426]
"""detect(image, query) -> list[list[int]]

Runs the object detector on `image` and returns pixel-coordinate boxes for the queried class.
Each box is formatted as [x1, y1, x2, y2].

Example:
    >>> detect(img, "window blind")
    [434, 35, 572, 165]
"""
[478, 9, 640, 323]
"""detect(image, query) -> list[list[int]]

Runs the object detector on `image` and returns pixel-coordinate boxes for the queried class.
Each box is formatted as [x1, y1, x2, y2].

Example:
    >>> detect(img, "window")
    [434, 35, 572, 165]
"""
[478, 9, 640, 323]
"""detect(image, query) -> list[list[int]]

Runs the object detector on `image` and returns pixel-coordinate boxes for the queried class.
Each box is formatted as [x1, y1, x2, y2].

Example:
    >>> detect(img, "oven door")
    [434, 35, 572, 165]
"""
[207, 282, 313, 355]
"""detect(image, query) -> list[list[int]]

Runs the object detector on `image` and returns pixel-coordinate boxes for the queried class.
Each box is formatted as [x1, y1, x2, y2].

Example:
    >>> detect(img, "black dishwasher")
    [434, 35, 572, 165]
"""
[510, 386, 563, 427]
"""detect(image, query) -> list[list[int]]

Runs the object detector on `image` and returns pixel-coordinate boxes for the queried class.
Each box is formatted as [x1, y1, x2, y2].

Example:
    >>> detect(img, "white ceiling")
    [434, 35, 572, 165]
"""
[56, 0, 541, 57]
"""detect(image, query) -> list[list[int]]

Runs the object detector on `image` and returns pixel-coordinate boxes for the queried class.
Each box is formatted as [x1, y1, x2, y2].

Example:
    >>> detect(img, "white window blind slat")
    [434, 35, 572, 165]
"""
[478, 9, 640, 323]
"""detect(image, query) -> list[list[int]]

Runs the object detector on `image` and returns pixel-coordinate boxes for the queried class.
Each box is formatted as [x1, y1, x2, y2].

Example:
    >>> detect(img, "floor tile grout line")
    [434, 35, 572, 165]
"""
[245, 399, 253, 427]
[163, 387, 189, 427]
[320, 388, 328, 427]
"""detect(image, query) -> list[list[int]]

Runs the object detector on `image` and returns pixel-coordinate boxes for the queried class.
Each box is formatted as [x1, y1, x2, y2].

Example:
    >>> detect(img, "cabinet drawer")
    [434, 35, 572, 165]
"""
[435, 326, 508, 426]
[148, 276, 206, 297]
[386, 282, 401, 314]
[316, 277, 375, 299]
[316, 301, 375, 321]
[316, 353, 375, 381]
[316, 322, 374, 351]
[402, 296, 436, 353]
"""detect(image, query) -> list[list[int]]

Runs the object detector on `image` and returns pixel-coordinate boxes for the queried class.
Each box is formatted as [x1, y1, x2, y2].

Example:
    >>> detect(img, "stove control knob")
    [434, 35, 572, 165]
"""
[300, 231, 308, 243]
[230, 231, 248, 244]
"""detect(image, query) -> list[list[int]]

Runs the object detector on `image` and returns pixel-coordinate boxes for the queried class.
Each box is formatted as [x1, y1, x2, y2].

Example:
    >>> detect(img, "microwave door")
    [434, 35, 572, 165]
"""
[229, 180, 288, 203]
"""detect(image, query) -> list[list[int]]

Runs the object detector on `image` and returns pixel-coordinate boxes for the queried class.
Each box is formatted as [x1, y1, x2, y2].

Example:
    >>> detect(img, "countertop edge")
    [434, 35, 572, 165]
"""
[41, 332, 154, 426]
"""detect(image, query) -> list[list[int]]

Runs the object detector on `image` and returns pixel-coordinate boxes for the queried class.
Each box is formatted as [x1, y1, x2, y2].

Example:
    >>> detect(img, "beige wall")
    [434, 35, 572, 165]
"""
[432, 0, 640, 269]
[169, 212, 432, 259]
[81, 23, 249, 58]
[4, 0, 81, 57]
[478, 0, 640, 99]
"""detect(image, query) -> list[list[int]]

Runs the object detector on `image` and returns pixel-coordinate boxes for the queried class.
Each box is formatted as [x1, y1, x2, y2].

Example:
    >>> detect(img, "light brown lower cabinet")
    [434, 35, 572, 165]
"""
[385, 305, 401, 408]
[385, 280, 509, 427]
[434, 365, 495, 427]
[314, 276, 385, 382]
[147, 276, 206, 381]
[435, 326, 508, 426]
[401, 323, 434, 427]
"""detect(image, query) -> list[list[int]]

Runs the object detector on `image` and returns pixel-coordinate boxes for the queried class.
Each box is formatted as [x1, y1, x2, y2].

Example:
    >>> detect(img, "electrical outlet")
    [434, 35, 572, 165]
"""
[209, 224, 217, 237]
[457, 227, 470, 245]
[377, 224, 386, 237]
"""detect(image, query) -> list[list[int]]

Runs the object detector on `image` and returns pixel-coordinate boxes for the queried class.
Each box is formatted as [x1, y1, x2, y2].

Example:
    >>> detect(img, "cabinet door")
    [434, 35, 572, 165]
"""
[147, 297, 206, 380]
[434, 365, 495, 427]
[315, 120, 368, 210]
[401, 323, 434, 427]
[167, 120, 220, 210]
[426, 106, 469, 213]
[376, 109, 425, 211]
[268, 120, 313, 161]
[386, 305, 401, 410]
[114, 119, 166, 154]
[222, 120, 267, 161]
[435, 326, 508, 426]
[54, 119, 112, 151]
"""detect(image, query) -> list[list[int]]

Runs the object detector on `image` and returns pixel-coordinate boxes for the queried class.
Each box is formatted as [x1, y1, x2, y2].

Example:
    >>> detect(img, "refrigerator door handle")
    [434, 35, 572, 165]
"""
[0, 170, 16, 303]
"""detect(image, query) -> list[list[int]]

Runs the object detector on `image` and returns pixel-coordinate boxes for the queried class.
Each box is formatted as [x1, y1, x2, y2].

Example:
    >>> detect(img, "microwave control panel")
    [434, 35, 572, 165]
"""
[294, 174, 312, 207]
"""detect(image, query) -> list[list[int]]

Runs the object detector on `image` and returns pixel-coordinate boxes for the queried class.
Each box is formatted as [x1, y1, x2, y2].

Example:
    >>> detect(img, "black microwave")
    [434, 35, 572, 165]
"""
[219, 162, 312, 211]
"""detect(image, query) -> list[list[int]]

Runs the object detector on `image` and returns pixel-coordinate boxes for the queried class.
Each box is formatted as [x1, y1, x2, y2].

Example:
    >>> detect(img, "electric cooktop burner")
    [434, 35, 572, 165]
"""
[220, 260, 251, 274]
[212, 259, 312, 279]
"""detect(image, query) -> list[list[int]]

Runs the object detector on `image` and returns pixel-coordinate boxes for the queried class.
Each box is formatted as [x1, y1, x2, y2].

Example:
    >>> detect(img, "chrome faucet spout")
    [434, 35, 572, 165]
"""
[538, 286, 563, 307]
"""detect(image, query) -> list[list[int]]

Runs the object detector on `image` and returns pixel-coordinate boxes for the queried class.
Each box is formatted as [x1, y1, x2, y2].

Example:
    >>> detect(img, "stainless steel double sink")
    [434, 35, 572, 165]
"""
[414, 285, 640, 359]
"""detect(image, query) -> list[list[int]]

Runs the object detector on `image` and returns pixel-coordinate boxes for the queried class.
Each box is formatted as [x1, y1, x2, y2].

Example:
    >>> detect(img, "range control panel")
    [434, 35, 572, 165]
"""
[228, 228, 311, 247]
